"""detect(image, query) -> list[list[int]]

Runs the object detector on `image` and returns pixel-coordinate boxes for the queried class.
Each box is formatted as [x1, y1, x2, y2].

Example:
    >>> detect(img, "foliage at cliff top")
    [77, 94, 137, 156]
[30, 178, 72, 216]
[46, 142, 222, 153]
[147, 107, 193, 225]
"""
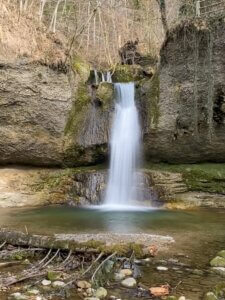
[0, 1, 66, 65]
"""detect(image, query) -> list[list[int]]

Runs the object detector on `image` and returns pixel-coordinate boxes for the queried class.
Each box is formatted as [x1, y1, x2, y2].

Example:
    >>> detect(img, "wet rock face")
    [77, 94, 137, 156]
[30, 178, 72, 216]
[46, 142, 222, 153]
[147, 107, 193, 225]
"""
[70, 171, 107, 206]
[142, 20, 225, 163]
[0, 62, 72, 166]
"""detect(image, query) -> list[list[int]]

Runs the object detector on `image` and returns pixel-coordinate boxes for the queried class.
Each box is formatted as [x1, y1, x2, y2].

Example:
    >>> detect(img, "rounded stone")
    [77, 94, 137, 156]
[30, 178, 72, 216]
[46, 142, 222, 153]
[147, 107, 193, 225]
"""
[94, 287, 107, 299]
[114, 273, 125, 281]
[156, 266, 168, 271]
[120, 269, 133, 276]
[41, 279, 51, 286]
[52, 281, 65, 288]
[121, 277, 137, 288]
[77, 280, 92, 289]
[210, 256, 225, 267]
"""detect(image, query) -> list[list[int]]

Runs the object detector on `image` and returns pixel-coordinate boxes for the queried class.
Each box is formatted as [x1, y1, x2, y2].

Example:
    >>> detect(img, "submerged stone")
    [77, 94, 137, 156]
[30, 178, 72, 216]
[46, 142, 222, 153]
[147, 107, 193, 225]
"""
[9, 293, 28, 300]
[192, 269, 204, 276]
[156, 266, 168, 271]
[94, 287, 107, 299]
[26, 289, 39, 295]
[47, 270, 62, 281]
[204, 292, 218, 300]
[211, 267, 225, 277]
[121, 277, 137, 288]
[210, 256, 225, 267]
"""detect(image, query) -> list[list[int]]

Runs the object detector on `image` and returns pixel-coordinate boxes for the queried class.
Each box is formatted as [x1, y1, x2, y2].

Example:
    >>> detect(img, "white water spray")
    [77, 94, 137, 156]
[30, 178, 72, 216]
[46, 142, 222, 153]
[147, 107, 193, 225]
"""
[104, 82, 141, 208]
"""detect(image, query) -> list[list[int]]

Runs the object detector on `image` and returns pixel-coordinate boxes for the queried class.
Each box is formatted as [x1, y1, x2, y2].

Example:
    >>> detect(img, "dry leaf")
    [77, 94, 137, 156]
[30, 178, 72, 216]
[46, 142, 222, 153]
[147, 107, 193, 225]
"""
[148, 244, 158, 256]
[149, 284, 170, 297]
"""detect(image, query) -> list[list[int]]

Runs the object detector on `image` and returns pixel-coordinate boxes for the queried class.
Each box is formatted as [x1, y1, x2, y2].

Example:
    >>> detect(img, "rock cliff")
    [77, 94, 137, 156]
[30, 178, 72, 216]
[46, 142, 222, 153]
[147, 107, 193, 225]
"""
[142, 19, 225, 163]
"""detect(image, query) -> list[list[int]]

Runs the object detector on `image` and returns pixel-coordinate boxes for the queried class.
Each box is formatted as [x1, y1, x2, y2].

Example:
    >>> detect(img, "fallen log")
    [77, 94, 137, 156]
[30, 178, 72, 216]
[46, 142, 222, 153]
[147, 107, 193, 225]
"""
[0, 229, 99, 253]
[0, 229, 151, 257]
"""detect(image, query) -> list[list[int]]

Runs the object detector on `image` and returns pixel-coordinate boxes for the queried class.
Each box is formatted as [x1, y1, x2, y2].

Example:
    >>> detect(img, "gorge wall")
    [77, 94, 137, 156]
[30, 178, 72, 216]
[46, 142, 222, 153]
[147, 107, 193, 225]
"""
[142, 19, 225, 163]
[1, 5, 225, 209]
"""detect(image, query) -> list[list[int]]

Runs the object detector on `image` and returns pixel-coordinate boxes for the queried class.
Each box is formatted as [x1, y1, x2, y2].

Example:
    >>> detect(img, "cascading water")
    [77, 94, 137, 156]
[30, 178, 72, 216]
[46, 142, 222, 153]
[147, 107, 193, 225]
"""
[104, 82, 141, 208]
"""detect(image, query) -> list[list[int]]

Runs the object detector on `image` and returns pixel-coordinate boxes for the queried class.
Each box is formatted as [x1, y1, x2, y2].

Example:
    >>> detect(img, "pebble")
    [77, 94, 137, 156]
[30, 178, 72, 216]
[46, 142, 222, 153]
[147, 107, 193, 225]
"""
[77, 280, 92, 289]
[204, 292, 218, 300]
[192, 269, 204, 276]
[156, 266, 168, 271]
[121, 277, 137, 288]
[87, 288, 95, 296]
[120, 269, 133, 276]
[52, 281, 65, 288]
[27, 289, 39, 295]
[41, 279, 51, 286]
[114, 273, 125, 281]
[178, 297, 186, 300]
[94, 287, 107, 299]
[84, 298, 100, 300]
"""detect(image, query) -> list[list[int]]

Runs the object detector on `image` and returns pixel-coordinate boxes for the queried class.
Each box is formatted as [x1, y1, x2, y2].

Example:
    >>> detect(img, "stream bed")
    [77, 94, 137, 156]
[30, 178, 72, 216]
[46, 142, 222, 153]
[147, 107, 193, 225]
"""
[0, 206, 225, 299]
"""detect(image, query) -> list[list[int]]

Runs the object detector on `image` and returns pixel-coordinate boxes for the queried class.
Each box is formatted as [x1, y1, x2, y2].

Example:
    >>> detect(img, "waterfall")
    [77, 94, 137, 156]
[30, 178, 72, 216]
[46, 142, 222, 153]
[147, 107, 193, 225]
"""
[106, 71, 112, 83]
[94, 69, 99, 85]
[100, 71, 112, 83]
[104, 82, 141, 208]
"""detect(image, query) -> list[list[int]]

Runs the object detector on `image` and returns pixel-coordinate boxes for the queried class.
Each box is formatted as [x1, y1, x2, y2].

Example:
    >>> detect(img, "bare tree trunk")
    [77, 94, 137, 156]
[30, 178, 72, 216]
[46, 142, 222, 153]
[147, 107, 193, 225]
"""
[156, 0, 168, 35]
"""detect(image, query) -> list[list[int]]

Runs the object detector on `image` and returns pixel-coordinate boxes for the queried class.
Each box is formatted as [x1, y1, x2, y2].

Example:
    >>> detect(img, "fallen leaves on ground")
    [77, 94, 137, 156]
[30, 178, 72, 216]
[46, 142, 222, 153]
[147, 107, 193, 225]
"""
[149, 284, 170, 297]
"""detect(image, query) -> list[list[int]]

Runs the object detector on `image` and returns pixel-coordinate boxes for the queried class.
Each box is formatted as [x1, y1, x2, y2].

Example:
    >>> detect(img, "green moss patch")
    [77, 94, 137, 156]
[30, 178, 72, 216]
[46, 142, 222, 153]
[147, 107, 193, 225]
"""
[145, 163, 225, 194]
[72, 55, 90, 81]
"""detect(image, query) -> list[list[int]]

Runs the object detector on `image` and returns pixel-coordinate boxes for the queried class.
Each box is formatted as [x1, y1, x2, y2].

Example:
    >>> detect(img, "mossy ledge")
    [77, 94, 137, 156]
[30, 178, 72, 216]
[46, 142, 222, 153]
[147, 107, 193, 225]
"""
[145, 162, 225, 194]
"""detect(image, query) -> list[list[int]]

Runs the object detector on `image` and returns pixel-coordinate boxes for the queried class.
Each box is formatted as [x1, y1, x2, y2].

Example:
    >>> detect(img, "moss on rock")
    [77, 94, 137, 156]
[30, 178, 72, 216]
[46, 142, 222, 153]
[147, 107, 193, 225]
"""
[147, 72, 160, 128]
[112, 65, 144, 82]
[72, 55, 90, 81]
[96, 82, 114, 109]
[145, 162, 225, 194]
